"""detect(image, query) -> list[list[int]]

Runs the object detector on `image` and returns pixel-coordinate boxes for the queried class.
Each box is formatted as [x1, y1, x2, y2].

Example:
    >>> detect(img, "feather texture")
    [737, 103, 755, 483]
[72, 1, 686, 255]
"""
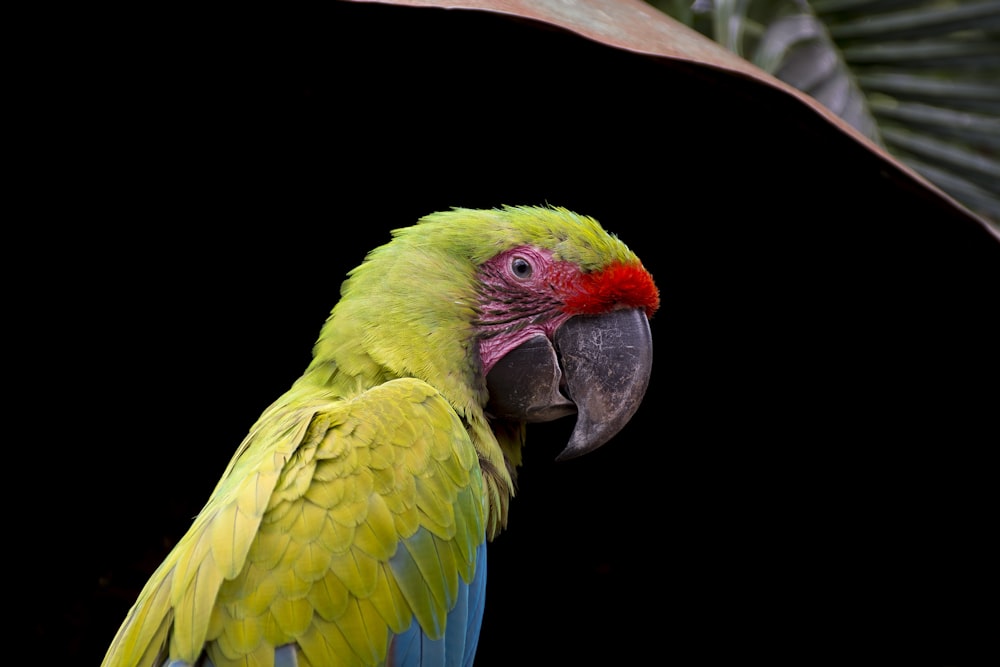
[105, 380, 485, 667]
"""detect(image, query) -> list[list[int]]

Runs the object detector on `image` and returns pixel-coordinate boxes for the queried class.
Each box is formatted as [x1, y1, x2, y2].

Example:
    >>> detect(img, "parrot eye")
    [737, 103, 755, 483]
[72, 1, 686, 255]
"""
[510, 257, 533, 280]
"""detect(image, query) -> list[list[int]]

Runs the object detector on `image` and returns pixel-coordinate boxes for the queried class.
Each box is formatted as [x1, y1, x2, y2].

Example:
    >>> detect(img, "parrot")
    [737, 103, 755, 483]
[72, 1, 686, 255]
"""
[102, 205, 660, 667]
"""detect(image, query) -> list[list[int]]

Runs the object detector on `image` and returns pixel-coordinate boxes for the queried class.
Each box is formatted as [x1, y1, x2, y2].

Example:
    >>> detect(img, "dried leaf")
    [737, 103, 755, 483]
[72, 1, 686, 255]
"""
[351, 0, 996, 238]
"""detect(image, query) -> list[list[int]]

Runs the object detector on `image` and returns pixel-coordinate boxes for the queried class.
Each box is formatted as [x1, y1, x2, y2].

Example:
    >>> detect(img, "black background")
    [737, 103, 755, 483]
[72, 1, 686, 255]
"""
[28, 3, 998, 664]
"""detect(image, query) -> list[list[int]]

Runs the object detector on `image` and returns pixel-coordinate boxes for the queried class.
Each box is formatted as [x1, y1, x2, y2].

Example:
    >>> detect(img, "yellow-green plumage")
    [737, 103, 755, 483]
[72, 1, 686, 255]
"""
[106, 380, 484, 667]
[103, 205, 658, 667]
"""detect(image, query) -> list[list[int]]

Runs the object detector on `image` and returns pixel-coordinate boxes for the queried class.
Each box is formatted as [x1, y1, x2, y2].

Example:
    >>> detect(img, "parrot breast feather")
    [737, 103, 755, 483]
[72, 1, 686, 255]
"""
[103, 378, 486, 667]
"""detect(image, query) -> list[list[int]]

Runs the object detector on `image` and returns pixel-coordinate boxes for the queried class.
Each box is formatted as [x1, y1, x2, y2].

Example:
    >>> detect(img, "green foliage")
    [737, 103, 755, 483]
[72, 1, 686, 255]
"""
[648, 0, 1000, 230]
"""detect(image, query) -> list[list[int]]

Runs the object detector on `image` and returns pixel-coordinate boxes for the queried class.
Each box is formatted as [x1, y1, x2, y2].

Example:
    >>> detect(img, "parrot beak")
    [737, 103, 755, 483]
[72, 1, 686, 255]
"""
[485, 308, 653, 461]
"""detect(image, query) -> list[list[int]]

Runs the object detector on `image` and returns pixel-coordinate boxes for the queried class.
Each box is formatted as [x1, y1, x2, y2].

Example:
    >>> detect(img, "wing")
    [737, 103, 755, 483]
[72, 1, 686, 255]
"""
[102, 378, 487, 667]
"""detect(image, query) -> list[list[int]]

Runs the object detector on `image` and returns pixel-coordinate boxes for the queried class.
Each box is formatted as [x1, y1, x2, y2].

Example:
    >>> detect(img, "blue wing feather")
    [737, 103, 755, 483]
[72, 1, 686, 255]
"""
[388, 543, 487, 667]
[461, 544, 487, 667]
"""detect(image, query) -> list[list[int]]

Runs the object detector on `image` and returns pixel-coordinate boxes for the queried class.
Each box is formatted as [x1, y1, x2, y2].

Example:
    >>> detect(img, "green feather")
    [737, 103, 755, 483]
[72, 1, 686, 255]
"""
[306, 569, 350, 622]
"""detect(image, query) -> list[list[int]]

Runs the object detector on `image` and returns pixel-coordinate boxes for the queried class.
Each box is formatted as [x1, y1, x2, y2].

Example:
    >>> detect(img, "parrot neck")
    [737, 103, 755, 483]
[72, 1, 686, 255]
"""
[468, 414, 519, 539]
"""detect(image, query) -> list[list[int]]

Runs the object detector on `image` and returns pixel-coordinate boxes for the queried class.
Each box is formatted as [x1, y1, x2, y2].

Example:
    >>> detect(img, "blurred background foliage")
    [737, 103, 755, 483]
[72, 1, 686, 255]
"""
[647, 0, 1000, 232]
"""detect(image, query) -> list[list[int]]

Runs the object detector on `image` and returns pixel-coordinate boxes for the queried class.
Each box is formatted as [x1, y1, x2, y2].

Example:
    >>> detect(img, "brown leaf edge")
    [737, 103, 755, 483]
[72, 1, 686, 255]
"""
[350, 0, 998, 241]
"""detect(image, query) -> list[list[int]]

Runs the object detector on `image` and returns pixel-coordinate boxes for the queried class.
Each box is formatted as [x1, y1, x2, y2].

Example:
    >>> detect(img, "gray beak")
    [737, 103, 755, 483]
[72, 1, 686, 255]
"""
[485, 308, 653, 461]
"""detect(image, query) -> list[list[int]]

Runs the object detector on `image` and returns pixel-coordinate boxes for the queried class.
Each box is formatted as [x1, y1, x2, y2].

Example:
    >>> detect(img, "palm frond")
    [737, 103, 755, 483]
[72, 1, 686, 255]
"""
[650, 0, 1000, 230]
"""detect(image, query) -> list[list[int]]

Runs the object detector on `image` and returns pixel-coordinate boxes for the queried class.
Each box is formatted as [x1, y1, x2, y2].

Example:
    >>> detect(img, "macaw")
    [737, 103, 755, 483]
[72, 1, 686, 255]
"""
[102, 205, 659, 667]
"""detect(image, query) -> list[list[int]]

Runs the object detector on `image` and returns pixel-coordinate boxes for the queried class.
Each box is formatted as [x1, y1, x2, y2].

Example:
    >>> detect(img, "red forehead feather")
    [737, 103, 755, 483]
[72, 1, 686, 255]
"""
[563, 261, 660, 318]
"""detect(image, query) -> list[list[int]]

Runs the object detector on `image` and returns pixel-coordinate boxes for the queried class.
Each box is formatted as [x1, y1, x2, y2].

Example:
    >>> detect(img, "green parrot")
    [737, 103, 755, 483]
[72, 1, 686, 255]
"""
[102, 205, 659, 667]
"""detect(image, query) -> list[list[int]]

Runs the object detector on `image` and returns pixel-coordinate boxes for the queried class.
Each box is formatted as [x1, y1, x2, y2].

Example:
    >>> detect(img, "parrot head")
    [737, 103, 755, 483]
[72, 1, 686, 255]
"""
[304, 205, 658, 532]
[474, 226, 658, 461]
